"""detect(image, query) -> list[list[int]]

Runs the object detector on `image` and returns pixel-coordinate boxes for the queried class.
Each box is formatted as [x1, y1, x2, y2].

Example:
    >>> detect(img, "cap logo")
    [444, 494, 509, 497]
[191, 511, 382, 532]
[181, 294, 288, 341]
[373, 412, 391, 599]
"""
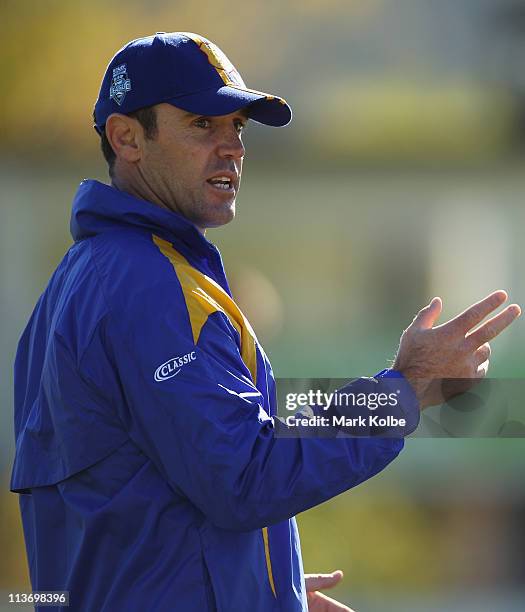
[183, 33, 245, 88]
[203, 41, 245, 87]
[109, 64, 132, 106]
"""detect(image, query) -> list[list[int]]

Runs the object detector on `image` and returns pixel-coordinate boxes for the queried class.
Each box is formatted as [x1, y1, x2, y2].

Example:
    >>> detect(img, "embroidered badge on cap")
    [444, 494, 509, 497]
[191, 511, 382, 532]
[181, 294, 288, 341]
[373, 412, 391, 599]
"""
[109, 64, 132, 106]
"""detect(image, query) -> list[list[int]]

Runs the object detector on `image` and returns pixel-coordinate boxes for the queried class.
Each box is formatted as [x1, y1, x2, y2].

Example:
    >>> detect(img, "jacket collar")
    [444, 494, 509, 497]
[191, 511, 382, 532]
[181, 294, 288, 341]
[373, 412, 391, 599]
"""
[71, 180, 211, 248]
[70, 180, 231, 292]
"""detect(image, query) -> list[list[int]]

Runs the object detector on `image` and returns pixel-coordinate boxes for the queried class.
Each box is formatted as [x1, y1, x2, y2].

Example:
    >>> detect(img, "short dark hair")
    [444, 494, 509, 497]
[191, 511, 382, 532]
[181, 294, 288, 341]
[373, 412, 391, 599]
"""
[94, 106, 158, 178]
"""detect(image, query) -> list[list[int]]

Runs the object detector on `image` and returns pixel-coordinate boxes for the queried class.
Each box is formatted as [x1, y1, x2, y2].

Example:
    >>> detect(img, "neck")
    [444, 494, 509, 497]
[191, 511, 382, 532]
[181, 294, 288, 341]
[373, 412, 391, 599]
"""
[111, 175, 206, 236]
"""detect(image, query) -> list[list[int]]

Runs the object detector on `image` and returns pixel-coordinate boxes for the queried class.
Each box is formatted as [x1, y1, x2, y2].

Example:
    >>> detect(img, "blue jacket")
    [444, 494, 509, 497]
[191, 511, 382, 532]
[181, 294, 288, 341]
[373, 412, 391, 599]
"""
[11, 180, 419, 611]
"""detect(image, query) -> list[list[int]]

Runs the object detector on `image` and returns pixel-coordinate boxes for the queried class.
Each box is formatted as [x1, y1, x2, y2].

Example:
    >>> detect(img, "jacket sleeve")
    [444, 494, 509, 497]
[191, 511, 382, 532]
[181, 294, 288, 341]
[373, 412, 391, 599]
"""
[105, 281, 418, 532]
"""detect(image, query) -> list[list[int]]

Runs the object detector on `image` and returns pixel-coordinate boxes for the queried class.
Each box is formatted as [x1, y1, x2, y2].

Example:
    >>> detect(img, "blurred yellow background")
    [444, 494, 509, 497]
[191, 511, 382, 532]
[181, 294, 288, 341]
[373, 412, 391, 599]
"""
[2, 1, 525, 610]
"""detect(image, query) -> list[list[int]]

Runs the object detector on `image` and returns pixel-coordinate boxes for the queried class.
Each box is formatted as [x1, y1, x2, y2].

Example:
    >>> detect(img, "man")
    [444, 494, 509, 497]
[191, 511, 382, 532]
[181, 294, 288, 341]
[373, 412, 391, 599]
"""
[10, 32, 520, 611]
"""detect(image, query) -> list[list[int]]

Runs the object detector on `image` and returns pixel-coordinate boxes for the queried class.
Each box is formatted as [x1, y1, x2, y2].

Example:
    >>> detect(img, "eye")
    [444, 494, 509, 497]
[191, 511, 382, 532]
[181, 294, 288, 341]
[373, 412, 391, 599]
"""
[194, 117, 211, 129]
[234, 119, 247, 134]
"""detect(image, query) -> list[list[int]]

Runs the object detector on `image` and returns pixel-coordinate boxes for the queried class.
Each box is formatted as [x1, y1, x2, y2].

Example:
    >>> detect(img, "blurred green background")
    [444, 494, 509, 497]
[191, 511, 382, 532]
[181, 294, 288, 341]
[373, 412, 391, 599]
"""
[2, 1, 525, 610]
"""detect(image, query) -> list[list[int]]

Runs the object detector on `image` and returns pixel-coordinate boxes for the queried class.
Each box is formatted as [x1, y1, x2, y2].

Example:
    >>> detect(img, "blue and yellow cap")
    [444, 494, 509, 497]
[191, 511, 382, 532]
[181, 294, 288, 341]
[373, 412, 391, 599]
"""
[94, 32, 292, 133]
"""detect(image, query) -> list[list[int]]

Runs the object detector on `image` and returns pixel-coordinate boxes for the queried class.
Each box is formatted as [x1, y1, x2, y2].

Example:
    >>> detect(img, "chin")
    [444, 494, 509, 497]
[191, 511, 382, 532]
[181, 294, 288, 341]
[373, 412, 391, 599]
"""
[202, 201, 236, 229]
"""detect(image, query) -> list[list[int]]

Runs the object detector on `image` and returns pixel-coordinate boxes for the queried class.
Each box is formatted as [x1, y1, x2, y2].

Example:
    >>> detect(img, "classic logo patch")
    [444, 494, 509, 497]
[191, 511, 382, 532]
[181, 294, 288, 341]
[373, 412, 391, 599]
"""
[154, 351, 197, 382]
[109, 64, 131, 106]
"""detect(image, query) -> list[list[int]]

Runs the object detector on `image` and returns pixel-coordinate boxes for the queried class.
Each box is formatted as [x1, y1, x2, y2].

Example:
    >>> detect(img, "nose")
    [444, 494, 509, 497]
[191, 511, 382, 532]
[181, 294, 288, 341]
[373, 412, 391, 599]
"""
[216, 125, 245, 160]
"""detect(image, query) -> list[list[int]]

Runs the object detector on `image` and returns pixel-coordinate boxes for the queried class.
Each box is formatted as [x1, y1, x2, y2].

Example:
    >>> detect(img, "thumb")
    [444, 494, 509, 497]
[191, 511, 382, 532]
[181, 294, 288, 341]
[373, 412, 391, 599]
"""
[305, 570, 344, 592]
[412, 297, 442, 330]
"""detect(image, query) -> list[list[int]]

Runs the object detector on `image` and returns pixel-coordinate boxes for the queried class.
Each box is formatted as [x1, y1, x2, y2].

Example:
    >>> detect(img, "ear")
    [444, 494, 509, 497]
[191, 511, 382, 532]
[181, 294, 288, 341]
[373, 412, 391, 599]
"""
[105, 113, 142, 164]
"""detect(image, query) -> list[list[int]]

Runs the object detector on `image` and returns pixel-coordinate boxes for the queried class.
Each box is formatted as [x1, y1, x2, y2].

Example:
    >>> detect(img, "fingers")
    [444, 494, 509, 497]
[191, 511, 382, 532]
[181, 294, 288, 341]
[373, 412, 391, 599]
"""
[305, 570, 344, 592]
[476, 359, 490, 378]
[466, 304, 521, 349]
[394, 290, 520, 409]
[474, 342, 491, 367]
[447, 290, 508, 335]
[306, 590, 354, 611]
[412, 297, 442, 330]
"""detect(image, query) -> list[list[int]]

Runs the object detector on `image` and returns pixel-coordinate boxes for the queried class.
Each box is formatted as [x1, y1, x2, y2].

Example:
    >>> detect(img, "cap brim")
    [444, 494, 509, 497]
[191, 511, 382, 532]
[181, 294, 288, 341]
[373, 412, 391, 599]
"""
[165, 85, 292, 127]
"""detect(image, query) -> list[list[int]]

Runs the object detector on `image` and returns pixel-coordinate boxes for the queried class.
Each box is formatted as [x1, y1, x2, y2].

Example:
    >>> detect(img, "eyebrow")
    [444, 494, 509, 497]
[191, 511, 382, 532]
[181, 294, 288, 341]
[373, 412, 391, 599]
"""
[182, 110, 250, 120]
[181, 111, 199, 120]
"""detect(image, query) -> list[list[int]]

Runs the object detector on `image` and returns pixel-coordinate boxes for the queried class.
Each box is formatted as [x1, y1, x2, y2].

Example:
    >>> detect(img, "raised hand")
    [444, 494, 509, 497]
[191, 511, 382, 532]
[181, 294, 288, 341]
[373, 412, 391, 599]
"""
[393, 290, 521, 409]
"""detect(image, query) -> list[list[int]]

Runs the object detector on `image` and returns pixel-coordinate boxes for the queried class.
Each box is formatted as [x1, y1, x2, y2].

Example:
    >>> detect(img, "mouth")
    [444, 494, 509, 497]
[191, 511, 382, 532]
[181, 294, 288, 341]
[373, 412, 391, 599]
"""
[206, 173, 237, 194]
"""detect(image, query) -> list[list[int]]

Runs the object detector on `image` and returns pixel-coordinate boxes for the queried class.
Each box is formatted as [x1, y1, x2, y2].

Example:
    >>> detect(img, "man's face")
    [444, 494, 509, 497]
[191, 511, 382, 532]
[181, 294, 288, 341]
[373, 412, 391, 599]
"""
[137, 103, 247, 231]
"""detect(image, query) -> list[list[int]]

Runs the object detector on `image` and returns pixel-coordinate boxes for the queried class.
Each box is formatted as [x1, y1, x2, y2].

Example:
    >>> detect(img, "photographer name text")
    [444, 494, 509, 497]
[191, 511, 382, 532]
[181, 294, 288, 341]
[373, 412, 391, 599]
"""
[285, 414, 406, 428]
